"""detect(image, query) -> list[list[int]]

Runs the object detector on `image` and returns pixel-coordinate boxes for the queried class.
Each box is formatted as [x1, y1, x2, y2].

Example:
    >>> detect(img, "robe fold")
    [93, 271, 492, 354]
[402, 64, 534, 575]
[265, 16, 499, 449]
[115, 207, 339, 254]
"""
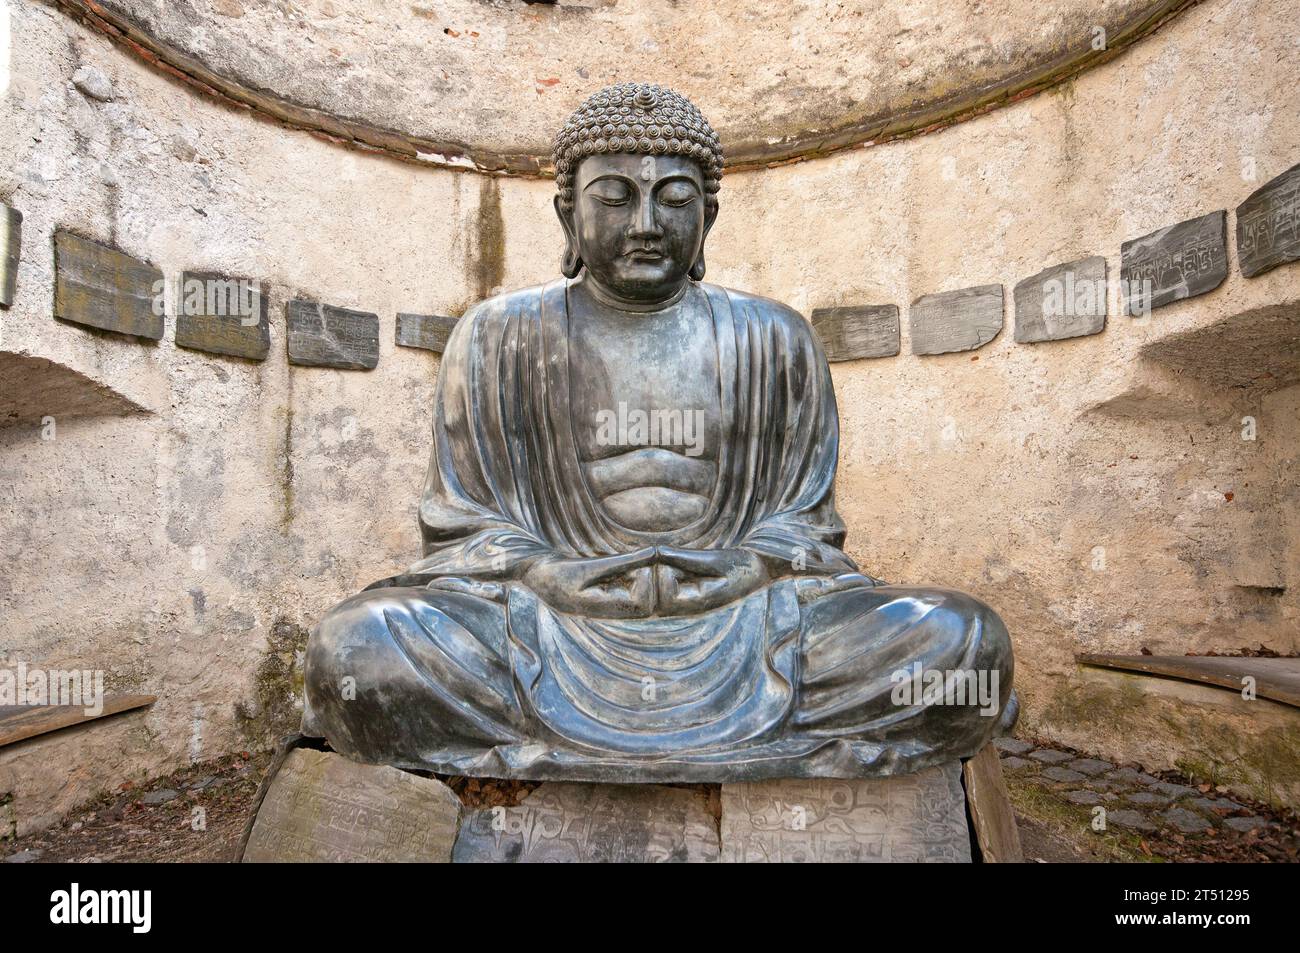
[303, 278, 1015, 781]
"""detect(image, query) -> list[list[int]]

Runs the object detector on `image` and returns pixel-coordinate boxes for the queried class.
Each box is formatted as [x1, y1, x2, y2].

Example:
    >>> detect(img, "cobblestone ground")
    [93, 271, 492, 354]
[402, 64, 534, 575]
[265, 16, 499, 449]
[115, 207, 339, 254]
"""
[999, 737, 1300, 863]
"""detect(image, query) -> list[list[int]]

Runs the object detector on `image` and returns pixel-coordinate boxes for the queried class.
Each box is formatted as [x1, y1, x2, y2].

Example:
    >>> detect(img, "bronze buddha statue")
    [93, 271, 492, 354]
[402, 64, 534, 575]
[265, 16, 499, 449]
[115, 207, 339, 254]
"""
[302, 83, 1015, 781]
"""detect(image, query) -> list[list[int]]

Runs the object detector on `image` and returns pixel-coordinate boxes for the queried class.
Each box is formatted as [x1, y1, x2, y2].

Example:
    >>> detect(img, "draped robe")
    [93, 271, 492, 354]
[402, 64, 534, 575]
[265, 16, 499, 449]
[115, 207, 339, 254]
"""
[302, 278, 1014, 781]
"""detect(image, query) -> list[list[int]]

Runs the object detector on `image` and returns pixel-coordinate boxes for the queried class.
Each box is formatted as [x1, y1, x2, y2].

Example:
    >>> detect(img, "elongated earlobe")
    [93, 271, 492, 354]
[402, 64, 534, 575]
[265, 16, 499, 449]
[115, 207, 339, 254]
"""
[562, 240, 584, 278]
[555, 195, 584, 278]
[691, 204, 716, 281]
[689, 252, 706, 282]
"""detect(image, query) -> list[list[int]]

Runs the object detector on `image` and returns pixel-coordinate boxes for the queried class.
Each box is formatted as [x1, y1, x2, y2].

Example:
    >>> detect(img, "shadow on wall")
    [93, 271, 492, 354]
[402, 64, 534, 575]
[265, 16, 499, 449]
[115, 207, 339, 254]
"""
[0, 352, 150, 428]
[1081, 303, 1299, 631]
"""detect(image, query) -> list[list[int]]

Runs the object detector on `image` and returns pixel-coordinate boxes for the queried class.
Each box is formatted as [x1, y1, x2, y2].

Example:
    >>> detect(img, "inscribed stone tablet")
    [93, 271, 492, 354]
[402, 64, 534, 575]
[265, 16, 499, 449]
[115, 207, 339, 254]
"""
[396, 312, 459, 354]
[1, 203, 20, 309]
[242, 748, 460, 862]
[54, 231, 163, 340]
[909, 285, 1003, 355]
[286, 299, 379, 369]
[1121, 211, 1227, 315]
[1013, 256, 1107, 343]
[175, 271, 270, 360]
[1236, 162, 1300, 278]
[720, 762, 972, 862]
[810, 304, 900, 361]
[452, 782, 719, 863]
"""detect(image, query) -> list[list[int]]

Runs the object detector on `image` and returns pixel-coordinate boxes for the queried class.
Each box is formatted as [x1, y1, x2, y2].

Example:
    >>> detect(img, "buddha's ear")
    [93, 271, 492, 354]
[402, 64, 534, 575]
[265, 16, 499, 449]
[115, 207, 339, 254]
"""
[554, 195, 583, 278]
[690, 201, 719, 282]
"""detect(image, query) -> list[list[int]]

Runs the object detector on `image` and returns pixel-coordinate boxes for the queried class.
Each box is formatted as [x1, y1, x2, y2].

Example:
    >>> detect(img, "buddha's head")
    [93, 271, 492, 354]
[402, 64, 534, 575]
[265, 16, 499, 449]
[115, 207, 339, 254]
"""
[552, 84, 723, 306]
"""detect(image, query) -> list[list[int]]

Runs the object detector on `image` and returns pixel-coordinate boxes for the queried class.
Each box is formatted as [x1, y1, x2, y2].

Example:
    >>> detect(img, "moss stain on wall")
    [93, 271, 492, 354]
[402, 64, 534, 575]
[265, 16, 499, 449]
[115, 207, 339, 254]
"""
[470, 176, 506, 302]
[1038, 673, 1300, 808]
[234, 616, 309, 750]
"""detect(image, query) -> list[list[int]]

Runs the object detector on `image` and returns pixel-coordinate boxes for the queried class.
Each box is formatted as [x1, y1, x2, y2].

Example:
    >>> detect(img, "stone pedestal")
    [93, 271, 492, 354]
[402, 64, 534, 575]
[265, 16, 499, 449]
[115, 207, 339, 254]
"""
[454, 782, 719, 863]
[241, 742, 1020, 862]
[720, 762, 972, 862]
[240, 746, 461, 862]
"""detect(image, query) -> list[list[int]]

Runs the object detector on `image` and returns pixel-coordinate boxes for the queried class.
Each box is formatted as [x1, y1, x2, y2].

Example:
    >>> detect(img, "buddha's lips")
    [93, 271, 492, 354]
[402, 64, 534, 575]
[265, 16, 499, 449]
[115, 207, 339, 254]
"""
[626, 248, 665, 261]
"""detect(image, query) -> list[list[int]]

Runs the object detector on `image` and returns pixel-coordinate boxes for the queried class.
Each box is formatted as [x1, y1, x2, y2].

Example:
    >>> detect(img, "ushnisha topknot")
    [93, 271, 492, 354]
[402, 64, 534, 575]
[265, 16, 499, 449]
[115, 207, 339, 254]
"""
[552, 83, 723, 213]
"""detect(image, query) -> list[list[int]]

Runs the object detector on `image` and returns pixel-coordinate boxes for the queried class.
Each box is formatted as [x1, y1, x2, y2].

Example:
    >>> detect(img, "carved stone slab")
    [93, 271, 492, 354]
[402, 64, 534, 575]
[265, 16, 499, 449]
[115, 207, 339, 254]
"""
[53, 231, 163, 340]
[175, 271, 270, 360]
[396, 312, 459, 354]
[1013, 256, 1107, 343]
[242, 747, 460, 862]
[720, 762, 972, 862]
[1, 203, 20, 309]
[809, 304, 900, 361]
[962, 743, 1023, 862]
[1237, 162, 1300, 278]
[452, 782, 719, 863]
[909, 285, 1003, 355]
[1121, 210, 1227, 315]
[286, 299, 379, 369]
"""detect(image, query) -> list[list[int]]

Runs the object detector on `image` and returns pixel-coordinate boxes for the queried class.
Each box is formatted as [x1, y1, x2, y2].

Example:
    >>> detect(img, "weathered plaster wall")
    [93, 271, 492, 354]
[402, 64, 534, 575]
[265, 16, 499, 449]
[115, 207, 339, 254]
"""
[1, 0, 537, 833]
[1, 0, 1297, 833]
[49, 0, 1200, 169]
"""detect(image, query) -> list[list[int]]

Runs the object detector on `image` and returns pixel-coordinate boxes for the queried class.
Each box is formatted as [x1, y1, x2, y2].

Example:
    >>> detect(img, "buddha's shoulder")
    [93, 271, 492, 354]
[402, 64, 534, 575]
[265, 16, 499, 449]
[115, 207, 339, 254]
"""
[699, 283, 816, 337]
[459, 282, 555, 324]
[443, 282, 555, 353]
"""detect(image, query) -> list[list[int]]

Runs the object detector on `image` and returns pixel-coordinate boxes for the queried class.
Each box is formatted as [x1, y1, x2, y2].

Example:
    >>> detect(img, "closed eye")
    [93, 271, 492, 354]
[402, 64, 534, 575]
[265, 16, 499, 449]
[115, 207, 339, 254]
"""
[588, 183, 631, 205]
[658, 183, 698, 207]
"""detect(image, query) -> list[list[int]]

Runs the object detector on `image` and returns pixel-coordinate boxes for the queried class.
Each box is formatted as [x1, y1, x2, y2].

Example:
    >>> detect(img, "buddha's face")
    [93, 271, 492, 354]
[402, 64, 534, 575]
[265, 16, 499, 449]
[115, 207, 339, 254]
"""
[563, 153, 715, 304]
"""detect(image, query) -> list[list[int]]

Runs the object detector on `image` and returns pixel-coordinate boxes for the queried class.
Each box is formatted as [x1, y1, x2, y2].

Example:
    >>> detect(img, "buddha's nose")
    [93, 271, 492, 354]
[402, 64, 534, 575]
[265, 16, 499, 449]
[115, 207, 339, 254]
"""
[627, 195, 663, 240]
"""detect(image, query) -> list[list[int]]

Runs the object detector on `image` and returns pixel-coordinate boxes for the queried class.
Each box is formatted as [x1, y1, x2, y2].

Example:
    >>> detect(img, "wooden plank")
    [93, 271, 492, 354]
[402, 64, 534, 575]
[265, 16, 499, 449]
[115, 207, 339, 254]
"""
[962, 742, 1023, 863]
[0, 694, 156, 749]
[1077, 654, 1300, 709]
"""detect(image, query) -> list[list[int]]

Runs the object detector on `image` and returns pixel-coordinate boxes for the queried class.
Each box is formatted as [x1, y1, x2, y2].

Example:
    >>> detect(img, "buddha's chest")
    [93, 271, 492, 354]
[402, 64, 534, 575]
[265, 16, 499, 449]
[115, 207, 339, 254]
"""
[567, 302, 723, 532]
[568, 307, 722, 462]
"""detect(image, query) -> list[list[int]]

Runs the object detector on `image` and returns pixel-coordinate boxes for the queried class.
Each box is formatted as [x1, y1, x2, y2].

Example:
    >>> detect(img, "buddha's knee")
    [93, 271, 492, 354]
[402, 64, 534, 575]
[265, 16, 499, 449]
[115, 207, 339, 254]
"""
[303, 587, 521, 752]
[801, 583, 1012, 697]
[885, 586, 1015, 723]
[908, 587, 1012, 675]
[305, 587, 422, 698]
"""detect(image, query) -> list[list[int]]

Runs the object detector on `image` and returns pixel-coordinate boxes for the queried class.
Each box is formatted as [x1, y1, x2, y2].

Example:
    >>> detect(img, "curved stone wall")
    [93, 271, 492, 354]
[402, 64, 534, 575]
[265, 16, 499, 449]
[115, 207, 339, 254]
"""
[1, 0, 1297, 832]
[53, 0, 1198, 171]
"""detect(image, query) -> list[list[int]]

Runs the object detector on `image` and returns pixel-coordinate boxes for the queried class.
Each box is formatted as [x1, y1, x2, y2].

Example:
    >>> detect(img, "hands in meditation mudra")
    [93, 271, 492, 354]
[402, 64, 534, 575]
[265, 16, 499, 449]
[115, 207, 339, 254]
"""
[302, 84, 1015, 781]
